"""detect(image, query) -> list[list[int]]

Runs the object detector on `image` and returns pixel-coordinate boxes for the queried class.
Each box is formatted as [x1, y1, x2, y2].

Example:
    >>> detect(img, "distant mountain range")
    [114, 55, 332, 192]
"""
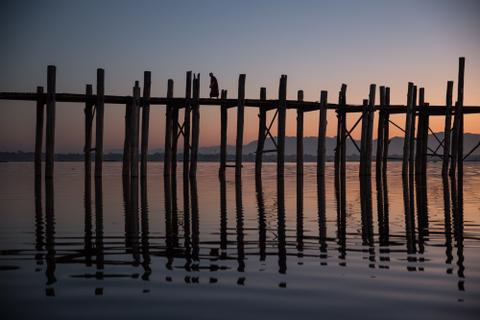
[2, 133, 480, 161]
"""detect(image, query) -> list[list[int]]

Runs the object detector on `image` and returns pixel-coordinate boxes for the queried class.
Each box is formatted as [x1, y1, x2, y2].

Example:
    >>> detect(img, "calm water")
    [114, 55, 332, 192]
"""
[0, 162, 479, 319]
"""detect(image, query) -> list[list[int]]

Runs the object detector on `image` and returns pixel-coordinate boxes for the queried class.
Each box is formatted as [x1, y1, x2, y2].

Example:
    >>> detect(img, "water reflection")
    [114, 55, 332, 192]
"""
[27, 164, 471, 296]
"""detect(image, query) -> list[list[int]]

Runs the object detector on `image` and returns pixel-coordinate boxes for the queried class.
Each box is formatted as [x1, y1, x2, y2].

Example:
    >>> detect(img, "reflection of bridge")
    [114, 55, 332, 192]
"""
[34, 165, 465, 295]
[0, 58, 478, 184]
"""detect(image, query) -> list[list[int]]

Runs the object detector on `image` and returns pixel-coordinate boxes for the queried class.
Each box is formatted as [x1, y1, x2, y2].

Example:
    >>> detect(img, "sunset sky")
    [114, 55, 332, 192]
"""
[1, 0, 479, 152]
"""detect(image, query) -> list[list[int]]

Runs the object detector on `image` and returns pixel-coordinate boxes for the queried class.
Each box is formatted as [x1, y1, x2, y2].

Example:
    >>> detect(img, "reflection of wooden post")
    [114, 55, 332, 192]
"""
[84, 85, 93, 179]
[219, 90, 228, 176]
[255, 88, 267, 176]
[140, 71, 151, 178]
[131, 82, 141, 178]
[35, 86, 44, 177]
[190, 75, 200, 177]
[376, 86, 385, 177]
[122, 101, 131, 178]
[235, 74, 246, 177]
[164, 79, 174, 176]
[277, 75, 287, 177]
[95, 68, 105, 178]
[296, 90, 304, 176]
[45, 66, 56, 179]
[317, 91, 328, 177]
[382, 88, 390, 173]
[402, 83, 414, 176]
[183, 71, 192, 177]
[442, 81, 454, 176]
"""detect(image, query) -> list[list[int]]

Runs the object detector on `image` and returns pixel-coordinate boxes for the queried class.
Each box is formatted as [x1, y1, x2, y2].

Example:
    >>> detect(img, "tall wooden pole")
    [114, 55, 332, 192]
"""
[35, 86, 44, 177]
[130, 81, 141, 178]
[277, 75, 287, 177]
[402, 83, 414, 176]
[140, 71, 151, 178]
[457, 57, 465, 178]
[409, 86, 417, 176]
[235, 74, 246, 177]
[360, 99, 369, 177]
[84, 84, 93, 179]
[442, 81, 454, 176]
[122, 101, 132, 178]
[415, 88, 425, 175]
[95, 68, 105, 178]
[219, 90, 228, 176]
[164, 79, 174, 176]
[339, 85, 347, 180]
[296, 90, 304, 176]
[183, 71, 192, 177]
[382, 88, 390, 173]
[366, 84, 376, 177]
[317, 91, 328, 177]
[255, 87, 267, 176]
[190, 75, 200, 177]
[376, 86, 385, 178]
[45, 65, 56, 179]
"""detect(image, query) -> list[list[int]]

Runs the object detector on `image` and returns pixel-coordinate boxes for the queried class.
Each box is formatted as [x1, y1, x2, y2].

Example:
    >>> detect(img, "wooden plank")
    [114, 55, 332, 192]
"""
[296, 90, 304, 176]
[84, 85, 93, 179]
[442, 81, 454, 176]
[219, 90, 228, 176]
[402, 83, 414, 176]
[317, 91, 328, 177]
[140, 71, 151, 178]
[235, 74, 246, 177]
[35, 86, 44, 177]
[183, 71, 192, 177]
[45, 66, 56, 179]
[375, 86, 385, 178]
[189, 75, 200, 177]
[277, 75, 287, 176]
[164, 79, 174, 176]
[94, 68, 105, 178]
[130, 81, 141, 178]
[255, 87, 267, 176]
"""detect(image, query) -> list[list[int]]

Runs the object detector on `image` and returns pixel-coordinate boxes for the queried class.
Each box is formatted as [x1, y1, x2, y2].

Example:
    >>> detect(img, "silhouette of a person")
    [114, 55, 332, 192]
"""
[209, 73, 219, 98]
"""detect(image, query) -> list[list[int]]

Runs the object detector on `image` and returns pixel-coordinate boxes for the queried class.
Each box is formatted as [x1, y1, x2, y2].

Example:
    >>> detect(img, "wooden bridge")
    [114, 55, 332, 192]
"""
[0, 57, 477, 184]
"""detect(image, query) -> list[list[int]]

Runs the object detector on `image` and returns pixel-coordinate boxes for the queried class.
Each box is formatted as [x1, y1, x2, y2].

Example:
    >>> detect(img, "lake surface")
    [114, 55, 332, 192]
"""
[0, 162, 479, 319]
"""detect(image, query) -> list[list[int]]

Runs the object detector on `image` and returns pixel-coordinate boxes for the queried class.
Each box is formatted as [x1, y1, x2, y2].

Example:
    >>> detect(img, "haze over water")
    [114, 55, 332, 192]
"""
[0, 162, 478, 319]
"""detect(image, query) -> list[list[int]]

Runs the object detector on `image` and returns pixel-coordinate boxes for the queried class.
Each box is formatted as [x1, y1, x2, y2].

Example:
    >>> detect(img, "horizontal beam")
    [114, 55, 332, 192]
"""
[1, 91, 480, 114]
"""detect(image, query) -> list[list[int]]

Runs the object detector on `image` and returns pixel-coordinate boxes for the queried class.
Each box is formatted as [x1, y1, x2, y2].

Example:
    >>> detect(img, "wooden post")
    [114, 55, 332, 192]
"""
[457, 57, 465, 177]
[339, 84, 347, 180]
[415, 88, 425, 175]
[360, 99, 369, 177]
[95, 68, 105, 178]
[296, 90, 304, 176]
[402, 83, 414, 176]
[45, 65, 56, 179]
[317, 91, 328, 177]
[421, 102, 430, 174]
[376, 86, 385, 178]
[277, 75, 287, 177]
[122, 101, 132, 178]
[140, 71, 151, 178]
[164, 79, 174, 176]
[382, 88, 390, 173]
[409, 86, 417, 176]
[366, 84, 376, 176]
[442, 81, 454, 176]
[255, 87, 267, 176]
[219, 90, 228, 176]
[334, 90, 343, 180]
[183, 71, 192, 177]
[235, 74, 246, 177]
[130, 81, 141, 178]
[171, 102, 179, 176]
[35, 86, 44, 177]
[84, 85, 93, 178]
[189, 74, 200, 177]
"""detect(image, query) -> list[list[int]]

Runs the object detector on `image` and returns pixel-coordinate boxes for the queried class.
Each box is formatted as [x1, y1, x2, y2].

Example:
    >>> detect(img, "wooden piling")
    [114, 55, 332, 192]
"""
[130, 81, 141, 178]
[339, 84, 347, 180]
[277, 75, 287, 177]
[171, 102, 179, 176]
[45, 65, 56, 179]
[402, 83, 414, 176]
[164, 79, 174, 176]
[84, 85, 94, 178]
[415, 88, 425, 175]
[235, 74, 246, 177]
[140, 71, 151, 178]
[35, 86, 44, 177]
[376, 86, 386, 177]
[457, 57, 465, 177]
[382, 88, 391, 173]
[183, 71, 192, 176]
[366, 84, 376, 176]
[296, 90, 304, 176]
[219, 90, 228, 176]
[409, 86, 417, 175]
[189, 75, 200, 177]
[95, 68, 105, 178]
[442, 81, 454, 176]
[317, 91, 328, 177]
[122, 101, 132, 178]
[255, 87, 267, 176]
[360, 99, 369, 177]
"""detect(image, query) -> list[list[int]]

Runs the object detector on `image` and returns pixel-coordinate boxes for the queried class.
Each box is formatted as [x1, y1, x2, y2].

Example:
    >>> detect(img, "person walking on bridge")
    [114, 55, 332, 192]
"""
[209, 73, 219, 98]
